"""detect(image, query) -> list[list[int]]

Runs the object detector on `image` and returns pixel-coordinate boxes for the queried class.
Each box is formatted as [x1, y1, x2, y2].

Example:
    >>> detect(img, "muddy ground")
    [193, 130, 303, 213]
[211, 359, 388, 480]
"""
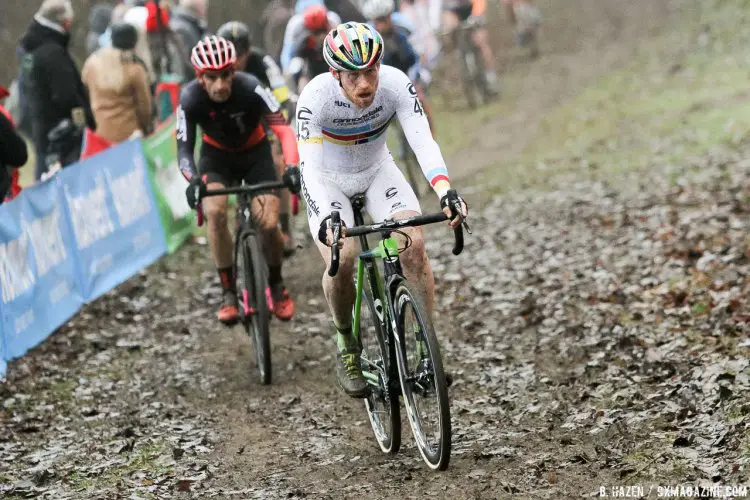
[2, 1, 750, 498]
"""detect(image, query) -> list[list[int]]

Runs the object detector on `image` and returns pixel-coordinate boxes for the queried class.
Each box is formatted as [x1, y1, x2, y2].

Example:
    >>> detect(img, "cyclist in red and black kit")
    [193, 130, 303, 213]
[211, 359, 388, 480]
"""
[217, 20, 298, 256]
[176, 36, 301, 325]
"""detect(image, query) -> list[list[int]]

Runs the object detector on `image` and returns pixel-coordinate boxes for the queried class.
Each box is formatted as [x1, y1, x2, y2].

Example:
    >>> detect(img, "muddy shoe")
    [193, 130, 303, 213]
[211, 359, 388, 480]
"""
[217, 292, 240, 325]
[271, 283, 295, 321]
[335, 333, 368, 398]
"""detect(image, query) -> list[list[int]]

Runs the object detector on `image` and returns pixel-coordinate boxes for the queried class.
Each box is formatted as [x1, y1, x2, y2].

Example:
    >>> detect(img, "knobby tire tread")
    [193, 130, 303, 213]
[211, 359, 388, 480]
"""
[394, 282, 451, 470]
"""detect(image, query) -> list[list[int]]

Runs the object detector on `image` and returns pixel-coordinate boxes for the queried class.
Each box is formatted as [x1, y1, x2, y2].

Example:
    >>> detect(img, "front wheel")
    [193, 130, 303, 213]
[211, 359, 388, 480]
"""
[393, 283, 451, 470]
[240, 233, 272, 385]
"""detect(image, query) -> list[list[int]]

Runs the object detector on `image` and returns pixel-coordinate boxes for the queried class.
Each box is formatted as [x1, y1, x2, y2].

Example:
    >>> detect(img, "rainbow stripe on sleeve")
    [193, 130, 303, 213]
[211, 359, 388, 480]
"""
[426, 166, 450, 193]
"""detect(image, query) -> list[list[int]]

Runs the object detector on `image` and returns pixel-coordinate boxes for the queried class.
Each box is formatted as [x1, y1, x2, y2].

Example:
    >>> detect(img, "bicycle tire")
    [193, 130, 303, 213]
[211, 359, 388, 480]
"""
[359, 275, 401, 454]
[457, 32, 478, 110]
[471, 42, 490, 103]
[242, 233, 272, 385]
[393, 282, 451, 470]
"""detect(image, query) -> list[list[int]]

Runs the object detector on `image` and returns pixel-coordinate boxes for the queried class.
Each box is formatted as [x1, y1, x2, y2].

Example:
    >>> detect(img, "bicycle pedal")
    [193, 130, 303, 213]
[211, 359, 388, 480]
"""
[219, 317, 240, 327]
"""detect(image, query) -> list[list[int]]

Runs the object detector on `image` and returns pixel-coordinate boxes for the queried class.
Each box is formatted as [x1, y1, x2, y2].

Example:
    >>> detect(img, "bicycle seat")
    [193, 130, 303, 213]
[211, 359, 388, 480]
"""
[350, 193, 366, 210]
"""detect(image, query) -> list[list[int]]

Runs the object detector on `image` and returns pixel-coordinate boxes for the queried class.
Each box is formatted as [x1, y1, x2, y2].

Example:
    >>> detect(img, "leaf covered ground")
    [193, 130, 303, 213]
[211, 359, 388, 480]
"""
[2, 0, 750, 498]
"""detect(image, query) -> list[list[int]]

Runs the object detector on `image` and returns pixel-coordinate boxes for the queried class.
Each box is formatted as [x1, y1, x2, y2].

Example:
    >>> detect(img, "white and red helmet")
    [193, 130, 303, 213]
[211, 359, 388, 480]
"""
[190, 36, 237, 74]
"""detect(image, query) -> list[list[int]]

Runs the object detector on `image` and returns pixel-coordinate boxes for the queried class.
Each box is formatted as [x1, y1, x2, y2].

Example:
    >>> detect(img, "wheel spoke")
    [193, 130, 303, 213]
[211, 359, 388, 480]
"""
[394, 285, 451, 470]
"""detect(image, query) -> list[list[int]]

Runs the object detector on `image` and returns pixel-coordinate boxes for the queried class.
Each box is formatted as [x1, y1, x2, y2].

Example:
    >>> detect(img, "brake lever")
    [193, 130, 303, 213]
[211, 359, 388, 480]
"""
[452, 200, 472, 234]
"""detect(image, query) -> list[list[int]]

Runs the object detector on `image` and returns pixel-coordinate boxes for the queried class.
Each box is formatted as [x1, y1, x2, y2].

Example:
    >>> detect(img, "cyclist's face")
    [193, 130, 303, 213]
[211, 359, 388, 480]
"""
[199, 68, 234, 102]
[312, 29, 328, 45]
[335, 64, 380, 108]
[373, 16, 392, 35]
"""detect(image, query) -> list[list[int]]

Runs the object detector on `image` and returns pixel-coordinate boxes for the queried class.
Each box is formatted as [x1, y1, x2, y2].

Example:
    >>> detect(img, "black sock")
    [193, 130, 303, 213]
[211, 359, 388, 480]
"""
[279, 213, 290, 234]
[217, 266, 236, 294]
[269, 265, 282, 285]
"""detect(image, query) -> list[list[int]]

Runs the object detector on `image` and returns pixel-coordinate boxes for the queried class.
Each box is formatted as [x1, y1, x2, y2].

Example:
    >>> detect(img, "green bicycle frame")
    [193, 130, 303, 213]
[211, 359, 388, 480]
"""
[352, 236, 400, 385]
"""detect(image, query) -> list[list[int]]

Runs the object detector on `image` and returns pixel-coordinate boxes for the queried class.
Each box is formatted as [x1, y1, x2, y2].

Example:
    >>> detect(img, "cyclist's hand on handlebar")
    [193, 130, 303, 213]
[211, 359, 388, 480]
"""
[282, 165, 301, 194]
[318, 216, 346, 248]
[440, 189, 469, 229]
[185, 175, 206, 210]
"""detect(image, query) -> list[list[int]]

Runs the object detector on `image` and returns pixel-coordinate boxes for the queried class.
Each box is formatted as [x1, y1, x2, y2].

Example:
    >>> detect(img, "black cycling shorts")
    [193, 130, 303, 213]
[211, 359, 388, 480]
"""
[451, 4, 473, 21]
[198, 139, 279, 192]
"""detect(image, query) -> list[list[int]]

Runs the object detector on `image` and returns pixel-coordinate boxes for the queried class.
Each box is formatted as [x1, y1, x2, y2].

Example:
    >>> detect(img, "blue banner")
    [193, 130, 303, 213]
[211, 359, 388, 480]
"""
[0, 139, 168, 378]
[57, 140, 167, 301]
[0, 180, 84, 360]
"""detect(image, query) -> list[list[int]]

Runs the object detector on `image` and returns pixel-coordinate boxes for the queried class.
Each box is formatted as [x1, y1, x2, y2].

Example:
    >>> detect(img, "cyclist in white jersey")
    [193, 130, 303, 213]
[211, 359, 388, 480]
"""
[296, 22, 468, 397]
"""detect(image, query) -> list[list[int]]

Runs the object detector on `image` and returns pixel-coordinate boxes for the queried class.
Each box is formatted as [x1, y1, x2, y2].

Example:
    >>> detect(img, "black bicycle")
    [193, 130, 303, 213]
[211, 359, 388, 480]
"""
[455, 18, 492, 109]
[327, 191, 468, 470]
[203, 180, 287, 385]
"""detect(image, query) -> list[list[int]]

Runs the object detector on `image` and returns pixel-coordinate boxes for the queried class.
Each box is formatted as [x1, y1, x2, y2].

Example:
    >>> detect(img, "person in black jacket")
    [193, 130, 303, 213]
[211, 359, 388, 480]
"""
[170, 0, 208, 78]
[0, 100, 29, 205]
[19, 0, 96, 180]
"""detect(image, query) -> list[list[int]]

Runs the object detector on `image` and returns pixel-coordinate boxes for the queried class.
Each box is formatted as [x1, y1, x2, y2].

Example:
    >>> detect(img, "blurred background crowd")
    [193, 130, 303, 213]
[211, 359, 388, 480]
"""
[0, 0, 540, 204]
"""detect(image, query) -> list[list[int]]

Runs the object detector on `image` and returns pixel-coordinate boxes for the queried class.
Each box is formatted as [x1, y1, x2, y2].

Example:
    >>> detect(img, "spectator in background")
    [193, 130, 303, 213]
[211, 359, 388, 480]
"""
[82, 23, 153, 144]
[260, 0, 294, 63]
[86, 3, 114, 56]
[294, 0, 365, 22]
[171, 0, 208, 77]
[146, 1, 189, 83]
[0, 85, 28, 205]
[121, 6, 157, 84]
[19, 0, 96, 180]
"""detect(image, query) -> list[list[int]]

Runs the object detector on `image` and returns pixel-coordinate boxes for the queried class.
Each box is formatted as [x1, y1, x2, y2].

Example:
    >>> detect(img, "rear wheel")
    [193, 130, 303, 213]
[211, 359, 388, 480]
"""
[359, 267, 401, 454]
[457, 29, 479, 110]
[393, 283, 451, 470]
[240, 233, 272, 385]
[471, 43, 490, 102]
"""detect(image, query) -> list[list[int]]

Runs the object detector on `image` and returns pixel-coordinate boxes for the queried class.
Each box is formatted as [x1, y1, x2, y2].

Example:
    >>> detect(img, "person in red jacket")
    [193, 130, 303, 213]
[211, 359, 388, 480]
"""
[0, 85, 28, 204]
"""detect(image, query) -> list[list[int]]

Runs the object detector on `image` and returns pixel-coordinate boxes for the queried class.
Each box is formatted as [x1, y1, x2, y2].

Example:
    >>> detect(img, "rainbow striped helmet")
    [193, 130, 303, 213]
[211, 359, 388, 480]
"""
[323, 22, 384, 72]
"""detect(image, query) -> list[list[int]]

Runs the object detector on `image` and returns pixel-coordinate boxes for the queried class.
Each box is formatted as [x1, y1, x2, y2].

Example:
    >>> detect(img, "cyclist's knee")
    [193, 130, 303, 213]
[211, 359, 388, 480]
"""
[337, 242, 358, 272]
[204, 201, 228, 227]
[472, 28, 490, 47]
[259, 213, 280, 233]
[253, 196, 280, 232]
[402, 229, 427, 266]
[320, 240, 358, 281]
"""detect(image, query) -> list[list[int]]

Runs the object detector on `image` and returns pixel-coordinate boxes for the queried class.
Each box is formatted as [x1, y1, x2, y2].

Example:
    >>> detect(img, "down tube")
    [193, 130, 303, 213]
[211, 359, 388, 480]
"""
[352, 258, 366, 340]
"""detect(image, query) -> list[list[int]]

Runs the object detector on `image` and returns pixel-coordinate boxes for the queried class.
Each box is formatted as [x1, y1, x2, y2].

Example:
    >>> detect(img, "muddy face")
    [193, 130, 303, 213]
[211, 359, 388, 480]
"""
[335, 65, 380, 109]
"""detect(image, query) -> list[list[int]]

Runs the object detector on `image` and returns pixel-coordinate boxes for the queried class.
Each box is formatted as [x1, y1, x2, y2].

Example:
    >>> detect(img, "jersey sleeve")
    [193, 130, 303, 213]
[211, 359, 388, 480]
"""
[295, 83, 326, 228]
[280, 16, 303, 72]
[252, 82, 282, 114]
[392, 68, 451, 198]
[261, 54, 291, 103]
[175, 87, 198, 181]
